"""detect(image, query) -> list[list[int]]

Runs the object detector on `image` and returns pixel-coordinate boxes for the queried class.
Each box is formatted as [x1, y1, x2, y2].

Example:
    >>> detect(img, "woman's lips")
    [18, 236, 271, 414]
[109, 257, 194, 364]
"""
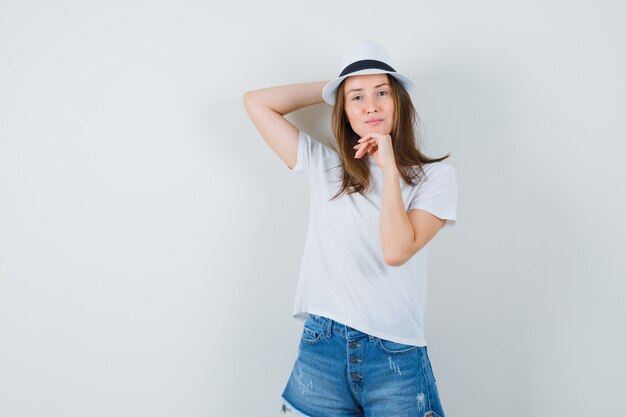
[365, 118, 383, 125]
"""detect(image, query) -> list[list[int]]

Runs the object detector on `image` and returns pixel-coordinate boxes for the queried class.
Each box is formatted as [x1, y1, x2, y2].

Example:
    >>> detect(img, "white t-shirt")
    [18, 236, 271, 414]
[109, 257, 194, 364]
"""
[290, 131, 457, 346]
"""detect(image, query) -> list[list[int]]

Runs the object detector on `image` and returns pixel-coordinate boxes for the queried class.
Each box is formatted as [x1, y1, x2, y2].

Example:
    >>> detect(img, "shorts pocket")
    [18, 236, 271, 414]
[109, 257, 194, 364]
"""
[376, 338, 418, 354]
[300, 320, 323, 345]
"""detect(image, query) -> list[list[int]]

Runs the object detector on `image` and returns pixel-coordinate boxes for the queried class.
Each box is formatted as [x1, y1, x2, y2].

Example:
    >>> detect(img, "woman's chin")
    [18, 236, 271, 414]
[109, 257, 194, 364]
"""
[357, 126, 392, 137]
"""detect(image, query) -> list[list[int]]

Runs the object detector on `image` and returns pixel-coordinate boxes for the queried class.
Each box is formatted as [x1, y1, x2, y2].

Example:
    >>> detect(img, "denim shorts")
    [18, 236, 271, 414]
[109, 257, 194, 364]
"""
[281, 314, 445, 417]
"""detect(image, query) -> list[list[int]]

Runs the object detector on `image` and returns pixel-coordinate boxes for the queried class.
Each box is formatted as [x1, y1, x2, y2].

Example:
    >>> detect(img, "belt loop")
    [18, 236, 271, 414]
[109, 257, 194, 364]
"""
[325, 317, 333, 338]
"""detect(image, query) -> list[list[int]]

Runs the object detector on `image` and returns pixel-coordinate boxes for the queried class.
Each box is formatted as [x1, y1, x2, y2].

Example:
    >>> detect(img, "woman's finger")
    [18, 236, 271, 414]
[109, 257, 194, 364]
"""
[354, 143, 368, 157]
[354, 141, 378, 158]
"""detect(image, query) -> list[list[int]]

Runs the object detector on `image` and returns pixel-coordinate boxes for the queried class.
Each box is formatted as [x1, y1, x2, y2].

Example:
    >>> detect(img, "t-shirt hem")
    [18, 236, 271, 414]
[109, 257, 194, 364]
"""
[293, 308, 427, 347]
[409, 204, 457, 225]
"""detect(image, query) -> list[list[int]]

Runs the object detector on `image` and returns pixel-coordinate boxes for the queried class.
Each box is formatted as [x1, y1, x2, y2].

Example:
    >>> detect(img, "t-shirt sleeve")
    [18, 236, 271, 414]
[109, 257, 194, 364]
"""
[408, 163, 458, 227]
[290, 130, 336, 175]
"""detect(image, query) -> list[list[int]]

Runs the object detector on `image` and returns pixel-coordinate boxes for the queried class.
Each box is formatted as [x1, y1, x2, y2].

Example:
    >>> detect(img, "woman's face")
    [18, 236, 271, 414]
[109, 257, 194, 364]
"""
[343, 73, 395, 138]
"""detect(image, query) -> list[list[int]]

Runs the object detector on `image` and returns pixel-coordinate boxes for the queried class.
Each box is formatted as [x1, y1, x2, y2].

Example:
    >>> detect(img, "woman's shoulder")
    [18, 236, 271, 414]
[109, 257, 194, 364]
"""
[297, 130, 342, 171]
[413, 160, 457, 187]
[301, 131, 341, 158]
[421, 160, 456, 174]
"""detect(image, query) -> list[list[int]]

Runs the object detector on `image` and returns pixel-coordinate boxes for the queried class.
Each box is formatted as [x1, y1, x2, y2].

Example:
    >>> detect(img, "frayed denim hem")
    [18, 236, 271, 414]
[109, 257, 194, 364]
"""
[280, 396, 312, 416]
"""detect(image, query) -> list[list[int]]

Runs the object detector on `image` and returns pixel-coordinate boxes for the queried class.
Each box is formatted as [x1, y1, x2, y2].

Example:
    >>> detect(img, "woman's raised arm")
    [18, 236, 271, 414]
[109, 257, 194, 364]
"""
[243, 81, 327, 169]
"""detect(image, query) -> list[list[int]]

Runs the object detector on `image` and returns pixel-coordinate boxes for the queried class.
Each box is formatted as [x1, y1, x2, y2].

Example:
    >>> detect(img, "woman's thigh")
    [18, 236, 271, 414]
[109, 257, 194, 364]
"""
[281, 316, 363, 417]
[361, 340, 445, 417]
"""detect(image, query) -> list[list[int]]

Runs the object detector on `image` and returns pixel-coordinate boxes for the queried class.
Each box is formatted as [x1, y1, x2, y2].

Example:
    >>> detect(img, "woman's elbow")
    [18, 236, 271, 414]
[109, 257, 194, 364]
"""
[383, 243, 425, 267]
[243, 90, 255, 110]
[383, 252, 408, 267]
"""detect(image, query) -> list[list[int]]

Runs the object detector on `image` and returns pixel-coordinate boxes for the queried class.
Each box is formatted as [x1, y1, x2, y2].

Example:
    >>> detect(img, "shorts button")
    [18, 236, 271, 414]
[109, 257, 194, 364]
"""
[350, 357, 361, 363]
[351, 373, 362, 379]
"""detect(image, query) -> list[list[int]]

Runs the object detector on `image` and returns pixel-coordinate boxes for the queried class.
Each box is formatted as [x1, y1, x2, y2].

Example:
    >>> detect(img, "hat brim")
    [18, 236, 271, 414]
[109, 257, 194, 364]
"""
[322, 68, 415, 105]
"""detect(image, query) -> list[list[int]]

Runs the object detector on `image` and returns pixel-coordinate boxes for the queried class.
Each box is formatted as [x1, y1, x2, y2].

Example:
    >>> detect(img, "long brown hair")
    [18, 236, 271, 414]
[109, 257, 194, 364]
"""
[330, 75, 449, 200]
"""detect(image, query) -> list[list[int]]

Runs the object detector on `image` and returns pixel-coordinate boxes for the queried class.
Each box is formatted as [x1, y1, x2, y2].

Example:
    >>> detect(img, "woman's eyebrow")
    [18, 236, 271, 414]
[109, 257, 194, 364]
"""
[346, 83, 390, 95]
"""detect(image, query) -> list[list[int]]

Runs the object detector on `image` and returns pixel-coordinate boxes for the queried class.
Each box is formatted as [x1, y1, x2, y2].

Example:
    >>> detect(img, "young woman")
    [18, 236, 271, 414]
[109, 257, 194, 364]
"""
[244, 41, 457, 417]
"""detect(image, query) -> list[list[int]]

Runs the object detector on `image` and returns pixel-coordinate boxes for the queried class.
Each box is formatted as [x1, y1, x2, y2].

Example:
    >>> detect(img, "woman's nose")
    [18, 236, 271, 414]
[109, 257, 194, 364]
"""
[365, 98, 377, 113]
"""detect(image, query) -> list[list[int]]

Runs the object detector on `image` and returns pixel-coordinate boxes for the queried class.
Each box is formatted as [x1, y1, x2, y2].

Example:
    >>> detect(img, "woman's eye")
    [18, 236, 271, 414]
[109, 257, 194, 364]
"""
[378, 90, 389, 96]
[351, 95, 362, 101]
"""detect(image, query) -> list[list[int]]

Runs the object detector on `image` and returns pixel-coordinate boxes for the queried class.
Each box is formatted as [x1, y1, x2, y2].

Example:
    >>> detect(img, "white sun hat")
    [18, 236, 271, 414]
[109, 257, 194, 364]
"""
[322, 40, 416, 105]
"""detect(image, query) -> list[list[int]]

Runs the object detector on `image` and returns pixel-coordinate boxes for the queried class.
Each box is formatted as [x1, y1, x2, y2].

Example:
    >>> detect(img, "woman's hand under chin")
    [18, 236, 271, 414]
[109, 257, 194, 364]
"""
[353, 133, 397, 171]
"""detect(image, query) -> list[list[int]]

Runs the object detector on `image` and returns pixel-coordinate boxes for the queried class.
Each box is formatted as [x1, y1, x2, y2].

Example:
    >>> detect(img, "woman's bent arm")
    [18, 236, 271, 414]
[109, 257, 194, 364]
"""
[243, 81, 328, 169]
[380, 164, 446, 266]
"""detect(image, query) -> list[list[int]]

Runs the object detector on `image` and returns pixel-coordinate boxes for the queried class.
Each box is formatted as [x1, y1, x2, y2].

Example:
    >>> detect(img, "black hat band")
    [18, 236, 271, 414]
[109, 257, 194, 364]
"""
[339, 59, 396, 77]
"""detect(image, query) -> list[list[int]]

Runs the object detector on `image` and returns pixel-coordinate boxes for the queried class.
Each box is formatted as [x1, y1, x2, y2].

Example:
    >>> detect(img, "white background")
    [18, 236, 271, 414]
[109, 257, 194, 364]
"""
[1, 1, 625, 416]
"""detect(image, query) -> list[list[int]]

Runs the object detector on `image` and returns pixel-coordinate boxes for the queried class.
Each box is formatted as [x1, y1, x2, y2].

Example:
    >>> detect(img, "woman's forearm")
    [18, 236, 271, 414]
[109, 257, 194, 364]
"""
[379, 164, 414, 266]
[244, 81, 328, 115]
